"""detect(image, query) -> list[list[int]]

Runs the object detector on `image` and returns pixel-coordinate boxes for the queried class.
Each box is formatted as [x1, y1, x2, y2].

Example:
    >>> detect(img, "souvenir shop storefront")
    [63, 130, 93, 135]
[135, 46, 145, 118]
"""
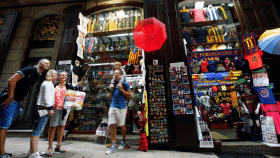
[60, 6, 145, 134]
[178, 0, 280, 147]
[56, 0, 280, 151]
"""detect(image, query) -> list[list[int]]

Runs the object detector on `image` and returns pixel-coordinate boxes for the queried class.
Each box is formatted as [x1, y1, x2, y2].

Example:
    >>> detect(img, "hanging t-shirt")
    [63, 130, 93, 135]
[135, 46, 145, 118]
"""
[240, 32, 259, 55]
[190, 59, 201, 73]
[207, 5, 219, 21]
[182, 30, 193, 44]
[208, 60, 216, 72]
[200, 95, 210, 108]
[261, 102, 280, 135]
[193, 27, 208, 43]
[180, 9, 191, 23]
[132, 65, 142, 74]
[224, 25, 239, 41]
[191, 8, 206, 22]
[217, 5, 233, 19]
[220, 103, 231, 114]
[208, 26, 225, 43]
[201, 60, 209, 72]
[253, 87, 276, 104]
[244, 50, 263, 70]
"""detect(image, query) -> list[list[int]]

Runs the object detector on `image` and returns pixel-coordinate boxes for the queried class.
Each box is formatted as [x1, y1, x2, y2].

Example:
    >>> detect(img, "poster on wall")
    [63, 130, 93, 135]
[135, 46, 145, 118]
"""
[77, 30, 85, 47]
[78, 12, 88, 35]
[72, 72, 78, 87]
[77, 43, 83, 59]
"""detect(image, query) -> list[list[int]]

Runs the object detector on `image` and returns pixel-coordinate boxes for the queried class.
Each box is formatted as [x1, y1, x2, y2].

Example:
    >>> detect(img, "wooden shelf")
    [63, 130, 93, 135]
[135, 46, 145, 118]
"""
[87, 29, 134, 37]
[182, 18, 238, 28]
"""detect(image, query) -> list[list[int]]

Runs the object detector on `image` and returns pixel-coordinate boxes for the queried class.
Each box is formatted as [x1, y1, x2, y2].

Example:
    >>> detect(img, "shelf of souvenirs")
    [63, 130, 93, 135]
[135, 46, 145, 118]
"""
[181, 17, 239, 28]
[87, 29, 134, 38]
[82, 56, 142, 64]
[84, 49, 142, 55]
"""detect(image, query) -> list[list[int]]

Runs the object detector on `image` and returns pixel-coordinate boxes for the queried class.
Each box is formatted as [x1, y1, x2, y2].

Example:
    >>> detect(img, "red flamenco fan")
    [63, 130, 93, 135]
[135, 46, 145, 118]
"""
[133, 17, 167, 52]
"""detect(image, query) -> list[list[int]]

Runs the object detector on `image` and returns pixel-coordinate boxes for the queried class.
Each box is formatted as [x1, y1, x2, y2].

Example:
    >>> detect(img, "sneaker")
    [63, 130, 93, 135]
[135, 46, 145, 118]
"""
[105, 146, 117, 155]
[0, 153, 11, 158]
[27, 150, 45, 156]
[28, 152, 43, 158]
[118, 141, 126, 150]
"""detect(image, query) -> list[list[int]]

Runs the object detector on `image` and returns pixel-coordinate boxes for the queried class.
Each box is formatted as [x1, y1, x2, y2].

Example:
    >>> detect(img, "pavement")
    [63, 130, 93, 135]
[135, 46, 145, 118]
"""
[3, 136, 280, 158]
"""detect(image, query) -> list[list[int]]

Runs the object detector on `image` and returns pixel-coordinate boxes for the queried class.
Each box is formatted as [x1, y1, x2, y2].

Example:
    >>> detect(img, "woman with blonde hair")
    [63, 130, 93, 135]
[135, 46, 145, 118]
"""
[46, 71, 82, 156]
[28, 69, 57, 158]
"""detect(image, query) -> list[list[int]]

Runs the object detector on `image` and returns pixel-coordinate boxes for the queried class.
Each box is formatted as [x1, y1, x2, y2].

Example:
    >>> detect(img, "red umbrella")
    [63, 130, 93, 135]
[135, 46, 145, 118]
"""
[133, 17, 167, 52]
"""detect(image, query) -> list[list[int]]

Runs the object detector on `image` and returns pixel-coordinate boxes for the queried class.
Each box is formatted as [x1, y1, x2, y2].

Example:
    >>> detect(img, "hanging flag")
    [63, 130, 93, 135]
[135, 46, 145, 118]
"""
[128, 49, 140, 64]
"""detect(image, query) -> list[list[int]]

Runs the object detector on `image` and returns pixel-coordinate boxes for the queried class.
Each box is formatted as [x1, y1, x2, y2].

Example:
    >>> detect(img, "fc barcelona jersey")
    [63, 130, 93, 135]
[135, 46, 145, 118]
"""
[244, 50, 263, 70]
[261, 102, 280, 135]
[240, 32, 259, 55]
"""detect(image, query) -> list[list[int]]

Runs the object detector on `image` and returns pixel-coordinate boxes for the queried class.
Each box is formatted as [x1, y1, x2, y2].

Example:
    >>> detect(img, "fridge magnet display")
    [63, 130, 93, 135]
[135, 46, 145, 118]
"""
[147, 65, 169, 144]
[169, 63, 192, 115]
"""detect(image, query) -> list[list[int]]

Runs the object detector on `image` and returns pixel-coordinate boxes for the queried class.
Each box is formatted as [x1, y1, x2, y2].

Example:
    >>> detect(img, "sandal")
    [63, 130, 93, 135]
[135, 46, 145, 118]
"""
[46, 147, 53, 157]
[55, 145, 66, 153]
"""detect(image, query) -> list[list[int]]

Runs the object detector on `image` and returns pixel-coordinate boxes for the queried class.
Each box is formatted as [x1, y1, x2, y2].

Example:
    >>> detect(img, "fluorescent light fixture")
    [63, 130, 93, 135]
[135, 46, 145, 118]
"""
[107, 33, 133, 37]
[88, 63, 114, 66]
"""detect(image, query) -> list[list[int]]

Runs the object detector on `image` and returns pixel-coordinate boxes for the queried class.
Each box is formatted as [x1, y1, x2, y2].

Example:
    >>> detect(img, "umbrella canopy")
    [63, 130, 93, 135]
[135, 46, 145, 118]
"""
[258, 28, 280, 55]
[133, 17, 167, 52]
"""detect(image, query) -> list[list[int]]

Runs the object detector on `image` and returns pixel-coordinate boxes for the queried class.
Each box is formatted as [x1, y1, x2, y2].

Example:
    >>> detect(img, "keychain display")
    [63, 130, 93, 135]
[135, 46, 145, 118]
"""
[147, 65, 169, 144]
[170, 65, 193, 115]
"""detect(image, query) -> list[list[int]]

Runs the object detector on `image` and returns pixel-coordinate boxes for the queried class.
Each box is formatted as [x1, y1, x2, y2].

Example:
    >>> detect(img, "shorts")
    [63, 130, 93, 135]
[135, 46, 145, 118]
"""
[49, 109, 70, 127]
[32, 108, 49, 136]
[0, 97, 22, 129]
[108, 107, 127, 127]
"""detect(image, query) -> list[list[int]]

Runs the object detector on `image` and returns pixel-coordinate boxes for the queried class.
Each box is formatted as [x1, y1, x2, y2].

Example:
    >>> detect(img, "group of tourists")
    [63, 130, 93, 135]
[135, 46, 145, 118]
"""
[0, 59, 81, 158]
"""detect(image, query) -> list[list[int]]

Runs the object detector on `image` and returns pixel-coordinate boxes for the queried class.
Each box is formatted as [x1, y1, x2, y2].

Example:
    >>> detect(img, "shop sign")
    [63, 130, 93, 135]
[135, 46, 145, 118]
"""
[29, 48, 53, 57]
[190, 49, 242, 58]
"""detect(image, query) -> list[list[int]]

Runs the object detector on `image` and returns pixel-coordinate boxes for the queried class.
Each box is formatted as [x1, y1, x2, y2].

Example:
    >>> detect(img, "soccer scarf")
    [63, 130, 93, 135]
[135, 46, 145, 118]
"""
[128, 50, 140, 64]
